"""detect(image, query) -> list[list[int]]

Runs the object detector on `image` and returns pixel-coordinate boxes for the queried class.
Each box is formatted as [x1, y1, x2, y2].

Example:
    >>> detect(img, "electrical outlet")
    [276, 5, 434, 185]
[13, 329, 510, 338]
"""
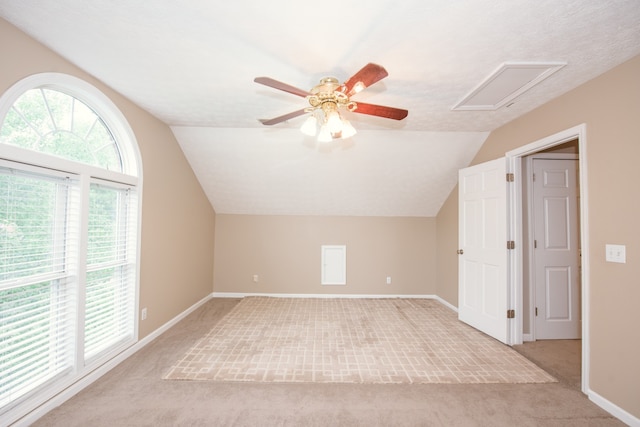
[253, 274, 259, 283]
[386, 276, 392, 285]
[605, 244, 626, 263]
[141, 307, 147, 320]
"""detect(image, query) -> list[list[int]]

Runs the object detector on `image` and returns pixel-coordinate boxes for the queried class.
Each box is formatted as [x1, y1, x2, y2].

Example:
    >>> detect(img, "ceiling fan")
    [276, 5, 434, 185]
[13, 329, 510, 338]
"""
[254, 63, 408, 141]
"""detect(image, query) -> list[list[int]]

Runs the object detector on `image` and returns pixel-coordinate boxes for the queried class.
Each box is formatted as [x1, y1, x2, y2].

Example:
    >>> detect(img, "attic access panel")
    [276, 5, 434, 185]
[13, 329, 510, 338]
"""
[452, 62, 566, 111]
[321, 245, 346, 285]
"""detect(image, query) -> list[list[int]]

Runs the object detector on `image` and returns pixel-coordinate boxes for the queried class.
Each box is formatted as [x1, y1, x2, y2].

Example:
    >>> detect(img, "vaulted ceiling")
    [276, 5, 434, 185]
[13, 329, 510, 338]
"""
[1, 1, 639, 216]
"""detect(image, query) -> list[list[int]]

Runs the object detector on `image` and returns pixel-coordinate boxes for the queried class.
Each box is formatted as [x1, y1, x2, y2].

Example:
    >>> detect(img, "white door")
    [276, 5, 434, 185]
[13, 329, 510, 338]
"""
[532, 158, 581, 339]
[458, 158, 509, 344]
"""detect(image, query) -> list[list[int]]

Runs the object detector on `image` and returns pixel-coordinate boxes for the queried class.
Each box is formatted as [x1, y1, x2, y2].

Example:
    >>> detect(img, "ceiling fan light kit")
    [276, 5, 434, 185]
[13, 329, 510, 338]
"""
[300, 115, 318, 136]
[304, 76, 358, 140]
[300, 82, 359, 140]
[255, 63, 408, 142]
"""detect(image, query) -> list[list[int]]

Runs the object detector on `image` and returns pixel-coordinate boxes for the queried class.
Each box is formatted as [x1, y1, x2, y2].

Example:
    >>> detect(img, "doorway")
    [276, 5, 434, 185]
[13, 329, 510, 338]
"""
[524, 150, 581, 340]
[506, 124, 588, 393]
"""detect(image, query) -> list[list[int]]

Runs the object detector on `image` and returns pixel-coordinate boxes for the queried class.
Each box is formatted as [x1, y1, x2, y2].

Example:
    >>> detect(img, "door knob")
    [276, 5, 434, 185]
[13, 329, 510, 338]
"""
[457, 249, 464, 255]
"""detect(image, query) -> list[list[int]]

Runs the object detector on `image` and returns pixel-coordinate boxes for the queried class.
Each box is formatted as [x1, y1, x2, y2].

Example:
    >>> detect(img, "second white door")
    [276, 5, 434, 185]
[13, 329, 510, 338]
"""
[531, 158, 581, 339]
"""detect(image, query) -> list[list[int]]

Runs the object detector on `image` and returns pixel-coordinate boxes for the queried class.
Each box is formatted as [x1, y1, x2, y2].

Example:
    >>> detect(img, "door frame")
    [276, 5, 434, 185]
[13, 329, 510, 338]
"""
[506, 123, 589, 393]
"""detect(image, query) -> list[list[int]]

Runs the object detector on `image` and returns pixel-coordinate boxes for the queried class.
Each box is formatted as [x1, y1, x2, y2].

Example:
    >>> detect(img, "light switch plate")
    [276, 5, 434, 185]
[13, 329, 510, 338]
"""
[605, 244, 626, 263]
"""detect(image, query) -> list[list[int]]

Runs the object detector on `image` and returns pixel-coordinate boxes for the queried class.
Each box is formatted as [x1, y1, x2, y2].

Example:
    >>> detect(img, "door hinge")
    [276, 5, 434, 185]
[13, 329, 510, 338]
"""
[507, 240, 515, 250]
[506, 173, 515, 182]
[534, 239, 537, 249]
[535, 307, 538, 317]
[507, 309, 515, 319]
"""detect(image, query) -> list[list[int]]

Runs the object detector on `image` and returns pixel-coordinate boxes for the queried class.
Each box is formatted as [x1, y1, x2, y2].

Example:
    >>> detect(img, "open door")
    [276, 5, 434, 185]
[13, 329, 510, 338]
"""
[531, 157, 581, 339]
[458, 157, 510, 344]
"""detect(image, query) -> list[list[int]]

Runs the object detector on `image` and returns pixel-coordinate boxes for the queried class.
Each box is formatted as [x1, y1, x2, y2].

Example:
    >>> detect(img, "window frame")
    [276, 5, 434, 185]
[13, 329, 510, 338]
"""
[0, 73, 142, 424]
[0, 73, 140, 178]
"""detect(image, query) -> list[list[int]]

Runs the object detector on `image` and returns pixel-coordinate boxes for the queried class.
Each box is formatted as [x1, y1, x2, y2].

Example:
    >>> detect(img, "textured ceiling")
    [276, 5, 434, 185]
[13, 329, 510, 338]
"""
[1, 0, 639, 216]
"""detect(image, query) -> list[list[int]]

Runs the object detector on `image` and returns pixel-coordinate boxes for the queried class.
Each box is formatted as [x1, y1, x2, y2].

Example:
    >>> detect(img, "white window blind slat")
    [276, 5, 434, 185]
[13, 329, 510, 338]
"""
[1, 296, 56, 326]
[0, 171, 72, 283]
[0, 293, 69, 345]
[0, 312, 49, 342]
[0, 278, 74, 407]
[0, 168, 78, 410]
[83, 183, 136, 361]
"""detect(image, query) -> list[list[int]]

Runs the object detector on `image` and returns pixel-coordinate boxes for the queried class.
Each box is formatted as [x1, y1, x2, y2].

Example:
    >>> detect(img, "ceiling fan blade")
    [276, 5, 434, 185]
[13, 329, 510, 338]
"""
[341, 63, 389, 96]
[258, 108, 308, 125]
[254, 77, 310, 97]
[352, 102, 408, 120]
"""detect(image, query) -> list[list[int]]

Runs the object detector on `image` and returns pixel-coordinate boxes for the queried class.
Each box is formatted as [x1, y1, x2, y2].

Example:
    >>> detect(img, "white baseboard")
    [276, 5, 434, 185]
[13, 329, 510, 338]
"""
[588, 389, 640, 427]
[212, 291, 438, 300]
[211, 292, 459, 312]
[433, 296, 458, 312]
[14, 293, 212, 427]
[523, 333, 534, 342]
[139, 293, 212, 345]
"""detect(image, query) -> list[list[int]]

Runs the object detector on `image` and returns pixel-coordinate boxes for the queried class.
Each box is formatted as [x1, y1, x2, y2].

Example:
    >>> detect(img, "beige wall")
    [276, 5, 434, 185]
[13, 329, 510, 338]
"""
[0, 18, 216, 338]
[5, 13, 638, 421]
[214, 215, 436, 296]
[436, 55, 640, 418]
[435, 188, 459, 305]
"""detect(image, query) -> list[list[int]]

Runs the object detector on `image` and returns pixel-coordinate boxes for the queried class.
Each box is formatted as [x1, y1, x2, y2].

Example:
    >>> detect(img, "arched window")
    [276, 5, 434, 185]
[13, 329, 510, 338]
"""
[0, 73, 141, 424]
[1, 87, 122, 170]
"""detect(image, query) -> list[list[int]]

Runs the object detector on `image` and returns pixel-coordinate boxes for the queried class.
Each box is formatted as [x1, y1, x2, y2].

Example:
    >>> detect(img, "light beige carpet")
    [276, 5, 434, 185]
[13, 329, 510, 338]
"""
[163, 297, 556, 384]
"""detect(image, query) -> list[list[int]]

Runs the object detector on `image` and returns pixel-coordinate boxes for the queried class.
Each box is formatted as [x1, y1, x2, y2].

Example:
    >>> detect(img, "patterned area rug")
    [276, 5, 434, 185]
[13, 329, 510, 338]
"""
[163, 297, 556, 384]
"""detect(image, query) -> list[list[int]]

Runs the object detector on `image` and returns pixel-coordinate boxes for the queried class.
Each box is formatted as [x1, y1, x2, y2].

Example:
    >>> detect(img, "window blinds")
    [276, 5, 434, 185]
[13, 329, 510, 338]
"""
[0, 168, 138, 413]
[0, 169, 77, 408]
[84, 182, 136, 361]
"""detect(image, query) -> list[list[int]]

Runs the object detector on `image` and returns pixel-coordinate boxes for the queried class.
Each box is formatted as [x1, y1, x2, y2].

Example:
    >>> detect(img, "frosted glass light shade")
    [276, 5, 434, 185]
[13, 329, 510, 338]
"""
[340, 120, 357, 139]
[300, 115, 318, 136]
[317, 125, 332, 142]
[326, 111, 343, 134]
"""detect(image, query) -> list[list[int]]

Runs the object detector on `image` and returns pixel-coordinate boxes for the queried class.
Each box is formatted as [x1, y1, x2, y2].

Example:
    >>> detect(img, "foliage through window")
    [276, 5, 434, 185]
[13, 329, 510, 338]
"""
[1, 88, 122, 171]
[0, 75, 139, 424]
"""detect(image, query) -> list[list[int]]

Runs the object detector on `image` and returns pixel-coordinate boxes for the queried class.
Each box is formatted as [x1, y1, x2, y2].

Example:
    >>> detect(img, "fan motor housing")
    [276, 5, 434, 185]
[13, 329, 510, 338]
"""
[308, 77, 355, 111]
